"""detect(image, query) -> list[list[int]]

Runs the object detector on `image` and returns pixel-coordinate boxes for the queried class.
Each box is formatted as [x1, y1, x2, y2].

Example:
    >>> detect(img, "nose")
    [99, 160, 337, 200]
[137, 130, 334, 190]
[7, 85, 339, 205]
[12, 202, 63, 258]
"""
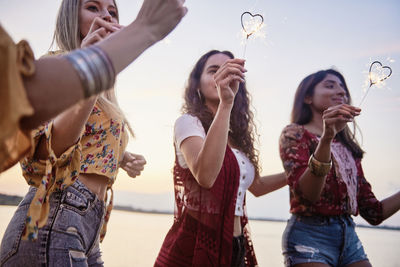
[101, 10, 112, 22]
[336, 85, 349, 103]
[337, 85, 346, 97]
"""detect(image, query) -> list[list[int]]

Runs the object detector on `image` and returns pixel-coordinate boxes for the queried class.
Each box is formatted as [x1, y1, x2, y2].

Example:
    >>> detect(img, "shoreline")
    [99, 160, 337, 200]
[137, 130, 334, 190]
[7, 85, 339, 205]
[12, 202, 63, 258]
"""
[2, 193, 399, 232]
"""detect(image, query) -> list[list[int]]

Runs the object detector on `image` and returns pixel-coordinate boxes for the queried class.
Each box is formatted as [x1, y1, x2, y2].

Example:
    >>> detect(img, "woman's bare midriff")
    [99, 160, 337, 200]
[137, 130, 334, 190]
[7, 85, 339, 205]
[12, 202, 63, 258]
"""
[78, 173, 109, 201]
[187, 209, 243, 237]
[234, 216, 242, 237]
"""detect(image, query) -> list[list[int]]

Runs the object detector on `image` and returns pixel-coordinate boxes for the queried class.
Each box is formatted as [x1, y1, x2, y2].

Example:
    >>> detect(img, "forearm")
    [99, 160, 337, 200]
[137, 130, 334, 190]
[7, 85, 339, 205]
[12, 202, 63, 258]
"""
[20, 57, 84, 130]
[35, 97, 97, 159]
[249, 172, 287, 197]
[193, 104, 232, 188]
[298, 137, 332, 202]
[97, 21, 155, 74]
[381, 191, 400, 220]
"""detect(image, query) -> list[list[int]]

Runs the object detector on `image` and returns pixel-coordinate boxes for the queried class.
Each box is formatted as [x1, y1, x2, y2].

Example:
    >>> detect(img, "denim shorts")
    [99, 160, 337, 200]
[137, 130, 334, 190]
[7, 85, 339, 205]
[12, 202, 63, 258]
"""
[0, 179, 105, 267]
[282, 214, 369, 267]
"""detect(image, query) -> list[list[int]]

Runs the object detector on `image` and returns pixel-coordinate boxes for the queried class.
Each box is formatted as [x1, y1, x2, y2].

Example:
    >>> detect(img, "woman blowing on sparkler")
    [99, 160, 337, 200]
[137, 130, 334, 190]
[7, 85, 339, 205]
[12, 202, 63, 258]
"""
[279, 69, 400, 267]
[155, 50, 287, 267]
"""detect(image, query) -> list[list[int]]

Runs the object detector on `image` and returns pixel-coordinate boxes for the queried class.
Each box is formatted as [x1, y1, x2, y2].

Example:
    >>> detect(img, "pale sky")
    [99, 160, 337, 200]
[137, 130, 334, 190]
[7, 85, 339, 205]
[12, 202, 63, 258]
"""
[1, 0, 399, 226]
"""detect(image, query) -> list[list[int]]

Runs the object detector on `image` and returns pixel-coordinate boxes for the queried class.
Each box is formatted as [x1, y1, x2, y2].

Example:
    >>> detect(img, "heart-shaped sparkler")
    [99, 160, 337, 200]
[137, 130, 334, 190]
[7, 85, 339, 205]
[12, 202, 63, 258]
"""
[369, 61, 392, 87]
[359, 60, 393, 106]
[241, 12, 264, 39]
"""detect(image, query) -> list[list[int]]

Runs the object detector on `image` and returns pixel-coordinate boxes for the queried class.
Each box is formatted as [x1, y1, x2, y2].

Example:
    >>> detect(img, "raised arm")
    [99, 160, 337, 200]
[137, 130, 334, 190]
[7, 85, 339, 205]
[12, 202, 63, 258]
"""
[298, 104, 360, 203]
[181, 58, 246, 189]
[20, 0, 187, 130]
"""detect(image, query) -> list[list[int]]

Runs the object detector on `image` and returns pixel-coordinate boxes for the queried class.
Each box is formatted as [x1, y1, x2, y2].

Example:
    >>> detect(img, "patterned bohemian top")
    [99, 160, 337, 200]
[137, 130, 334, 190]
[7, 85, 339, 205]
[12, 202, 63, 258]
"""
[279, 123, 383, 225]
[20, 103, 128, 241]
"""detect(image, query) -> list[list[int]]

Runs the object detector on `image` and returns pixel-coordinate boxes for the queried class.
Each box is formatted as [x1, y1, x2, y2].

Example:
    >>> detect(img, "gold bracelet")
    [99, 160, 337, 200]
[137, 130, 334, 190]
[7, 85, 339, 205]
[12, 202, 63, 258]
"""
[308, 154, 332, 177]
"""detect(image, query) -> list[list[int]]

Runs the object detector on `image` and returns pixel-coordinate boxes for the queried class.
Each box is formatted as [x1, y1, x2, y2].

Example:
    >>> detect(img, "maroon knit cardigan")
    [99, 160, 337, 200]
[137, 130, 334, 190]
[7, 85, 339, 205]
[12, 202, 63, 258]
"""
[155, 146, 258, 267]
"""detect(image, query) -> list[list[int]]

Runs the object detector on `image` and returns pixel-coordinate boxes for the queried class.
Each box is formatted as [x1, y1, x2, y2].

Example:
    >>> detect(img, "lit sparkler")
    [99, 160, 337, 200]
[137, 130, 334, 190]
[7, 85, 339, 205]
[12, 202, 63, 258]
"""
[240, 11, 265, 58]
[359, 60, 393, 106]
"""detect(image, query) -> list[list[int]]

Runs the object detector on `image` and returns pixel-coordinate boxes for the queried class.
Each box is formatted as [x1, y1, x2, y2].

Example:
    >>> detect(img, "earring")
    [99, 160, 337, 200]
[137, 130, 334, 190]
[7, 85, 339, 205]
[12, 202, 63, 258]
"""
[197, 89, 202, 100]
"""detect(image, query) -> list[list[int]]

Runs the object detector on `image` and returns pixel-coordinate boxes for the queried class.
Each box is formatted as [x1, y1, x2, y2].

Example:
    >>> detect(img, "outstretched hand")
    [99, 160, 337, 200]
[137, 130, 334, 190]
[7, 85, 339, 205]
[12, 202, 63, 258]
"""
[135, 0, 188, 42]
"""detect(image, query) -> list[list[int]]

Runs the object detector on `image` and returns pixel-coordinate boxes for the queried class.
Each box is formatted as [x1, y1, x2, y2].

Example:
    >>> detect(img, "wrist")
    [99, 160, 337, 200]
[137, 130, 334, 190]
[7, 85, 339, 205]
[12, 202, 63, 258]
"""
[218, 102, 234, 112]
[126, 21, 157, 47]
[308, 153, 332, 177]
[320, 134, 334, 144]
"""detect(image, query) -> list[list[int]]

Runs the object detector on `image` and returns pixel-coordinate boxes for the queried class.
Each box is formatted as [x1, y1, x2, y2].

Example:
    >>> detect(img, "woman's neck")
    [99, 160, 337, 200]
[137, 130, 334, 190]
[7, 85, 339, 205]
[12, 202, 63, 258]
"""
[205, 101, 218, 116]
[304, 110, 324, 136]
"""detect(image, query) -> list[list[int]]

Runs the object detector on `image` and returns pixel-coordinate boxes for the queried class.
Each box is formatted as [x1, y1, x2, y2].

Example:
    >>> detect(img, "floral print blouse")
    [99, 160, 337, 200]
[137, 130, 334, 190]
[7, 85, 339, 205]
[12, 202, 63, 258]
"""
[279, 123, 383, 225]
[20, 103, 128, 241]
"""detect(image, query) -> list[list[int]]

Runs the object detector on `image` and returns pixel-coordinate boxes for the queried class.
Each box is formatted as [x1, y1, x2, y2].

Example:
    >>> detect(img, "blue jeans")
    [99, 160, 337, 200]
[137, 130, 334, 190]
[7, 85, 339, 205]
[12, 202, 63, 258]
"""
[282, 214, 369, 267]
[0, 179, 105, 267]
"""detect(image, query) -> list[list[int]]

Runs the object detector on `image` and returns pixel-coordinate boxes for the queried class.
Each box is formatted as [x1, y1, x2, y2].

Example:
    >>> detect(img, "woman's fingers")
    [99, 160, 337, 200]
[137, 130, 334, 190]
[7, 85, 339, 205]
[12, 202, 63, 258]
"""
[81, 27, 112, 47]
[324, 109, 354, 120]
[89, 17, 121, 34]
[82, 18, 122, 48]
[322, 104, 361, 138]
[214, 59, 246, 86]
[81, 34, 102, 48]
[127, 170, 141, 178]
[121, 152, 146, 178]
[214, 66, 246, 82]
[324, 104, 361, 119]
[135, 0, 187, 42]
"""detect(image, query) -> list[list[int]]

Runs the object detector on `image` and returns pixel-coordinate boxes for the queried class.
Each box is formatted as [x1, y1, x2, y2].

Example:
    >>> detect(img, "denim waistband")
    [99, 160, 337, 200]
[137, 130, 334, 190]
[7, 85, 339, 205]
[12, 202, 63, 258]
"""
[67, 179, 97, 203]
[293, 214, 354, 226]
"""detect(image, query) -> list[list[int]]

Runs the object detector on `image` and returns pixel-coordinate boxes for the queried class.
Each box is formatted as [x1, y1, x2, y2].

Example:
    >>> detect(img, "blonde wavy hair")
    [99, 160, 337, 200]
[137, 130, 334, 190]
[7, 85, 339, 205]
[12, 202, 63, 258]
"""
[51, 0, 133, 136]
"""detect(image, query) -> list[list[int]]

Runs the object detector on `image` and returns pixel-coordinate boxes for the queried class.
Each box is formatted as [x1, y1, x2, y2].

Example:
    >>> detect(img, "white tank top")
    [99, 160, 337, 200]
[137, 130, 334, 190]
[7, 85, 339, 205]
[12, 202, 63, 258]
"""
[174, 114, 255, 216]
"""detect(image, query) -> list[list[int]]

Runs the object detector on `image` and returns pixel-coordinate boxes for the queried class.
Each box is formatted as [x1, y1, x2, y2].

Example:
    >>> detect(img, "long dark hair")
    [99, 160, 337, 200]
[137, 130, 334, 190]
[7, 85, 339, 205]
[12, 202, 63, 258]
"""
[291, 69, 364, 158]
[182, 50, 260, 176]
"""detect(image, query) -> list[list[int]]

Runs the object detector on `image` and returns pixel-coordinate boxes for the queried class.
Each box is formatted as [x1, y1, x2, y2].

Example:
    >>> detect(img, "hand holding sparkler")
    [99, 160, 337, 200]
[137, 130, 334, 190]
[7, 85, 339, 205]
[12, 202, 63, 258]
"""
[359, 61, 392, 106]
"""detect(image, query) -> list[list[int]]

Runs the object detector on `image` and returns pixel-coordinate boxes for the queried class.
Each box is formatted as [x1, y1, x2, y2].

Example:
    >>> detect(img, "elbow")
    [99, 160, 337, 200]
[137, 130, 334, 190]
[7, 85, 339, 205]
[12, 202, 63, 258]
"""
[249, 189, 262, 197]
[196, 173, 217, 189]
[369, 220, 382, 226]
[197, 180, 214, 189]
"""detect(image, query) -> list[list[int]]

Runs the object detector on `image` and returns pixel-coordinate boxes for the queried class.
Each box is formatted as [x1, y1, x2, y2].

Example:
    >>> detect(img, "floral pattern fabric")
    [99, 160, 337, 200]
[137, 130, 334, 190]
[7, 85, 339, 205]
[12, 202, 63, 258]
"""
[279, 123, 383, 225]
[20, 103, 128, 241]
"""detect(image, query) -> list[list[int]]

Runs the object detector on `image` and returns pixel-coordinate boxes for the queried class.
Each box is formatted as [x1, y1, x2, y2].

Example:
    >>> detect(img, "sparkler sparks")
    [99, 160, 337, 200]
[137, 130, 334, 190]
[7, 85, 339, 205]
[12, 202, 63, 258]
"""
[240, 11, 266, 58]
[359, 60, 393, 106]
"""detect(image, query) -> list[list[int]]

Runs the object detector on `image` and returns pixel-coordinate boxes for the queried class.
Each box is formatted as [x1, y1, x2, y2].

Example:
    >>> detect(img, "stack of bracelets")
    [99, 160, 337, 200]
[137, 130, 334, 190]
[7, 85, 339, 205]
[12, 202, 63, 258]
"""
[64, 45, 115, 98]
[308, 153, 332, 177]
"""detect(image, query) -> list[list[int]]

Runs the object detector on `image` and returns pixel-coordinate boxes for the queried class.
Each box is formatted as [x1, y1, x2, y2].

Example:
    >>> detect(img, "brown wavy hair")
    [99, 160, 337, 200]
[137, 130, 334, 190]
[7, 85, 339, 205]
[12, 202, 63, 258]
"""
[291, 69, 364, 158]
[181, 50, 260, 176]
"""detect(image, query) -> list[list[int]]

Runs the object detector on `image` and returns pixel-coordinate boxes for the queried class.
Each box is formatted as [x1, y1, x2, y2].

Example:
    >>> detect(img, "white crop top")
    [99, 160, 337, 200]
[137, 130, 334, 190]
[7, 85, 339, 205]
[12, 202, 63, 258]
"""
[174, 114, 255, 216]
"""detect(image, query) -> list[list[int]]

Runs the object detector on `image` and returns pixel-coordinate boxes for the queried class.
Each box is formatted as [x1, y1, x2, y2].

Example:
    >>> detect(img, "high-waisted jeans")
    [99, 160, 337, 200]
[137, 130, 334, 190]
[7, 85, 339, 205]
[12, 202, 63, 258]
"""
[0, 179, 105, 267]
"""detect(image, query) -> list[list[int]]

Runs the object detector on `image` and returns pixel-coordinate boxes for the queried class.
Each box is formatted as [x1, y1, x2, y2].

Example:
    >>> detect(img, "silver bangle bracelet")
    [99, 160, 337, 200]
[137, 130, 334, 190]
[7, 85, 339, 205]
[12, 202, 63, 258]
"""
[64, 45, 116, 98]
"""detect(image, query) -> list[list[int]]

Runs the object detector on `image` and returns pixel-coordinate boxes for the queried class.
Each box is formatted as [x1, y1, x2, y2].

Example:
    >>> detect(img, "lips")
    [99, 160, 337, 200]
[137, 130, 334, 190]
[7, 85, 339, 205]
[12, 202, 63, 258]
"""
[332, 98, 345, 104]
